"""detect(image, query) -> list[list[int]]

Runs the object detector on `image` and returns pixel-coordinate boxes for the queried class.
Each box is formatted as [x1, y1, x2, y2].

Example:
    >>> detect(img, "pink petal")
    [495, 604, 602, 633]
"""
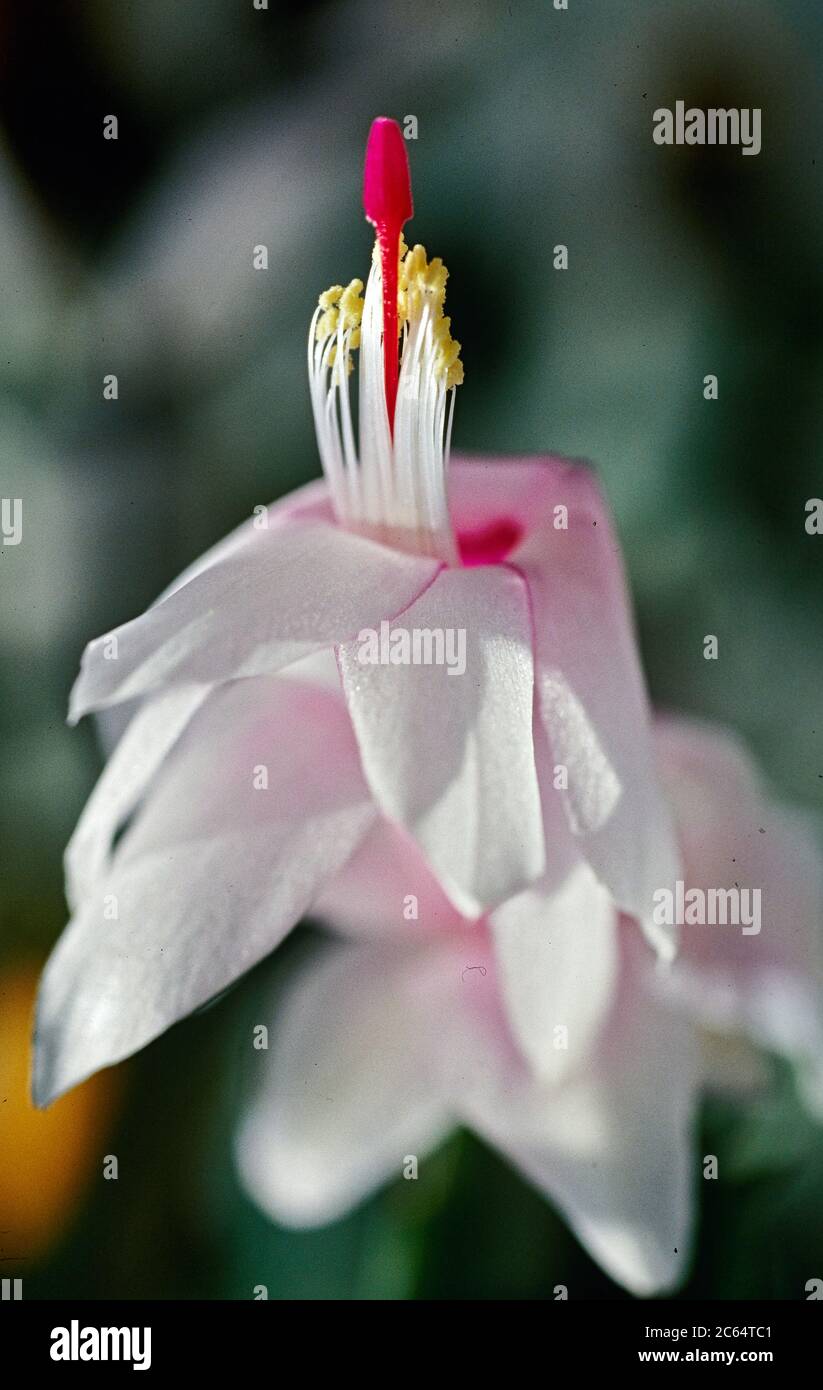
[312, 817, 467, 939]
[466, 455, 681, 955]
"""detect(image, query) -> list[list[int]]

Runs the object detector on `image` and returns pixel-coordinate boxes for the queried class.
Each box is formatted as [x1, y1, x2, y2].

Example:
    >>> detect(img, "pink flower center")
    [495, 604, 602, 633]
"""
[458, 518, 523, 567]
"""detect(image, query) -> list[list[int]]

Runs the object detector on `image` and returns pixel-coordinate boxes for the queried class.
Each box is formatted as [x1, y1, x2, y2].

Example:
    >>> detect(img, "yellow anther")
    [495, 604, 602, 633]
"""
[422, 257, 448, 303]
[437, 337, 460, 369]
[315, 240, 462, 386]
[318, 285, 343, 309]
[338, 279, 364, 332]
[315, 307, 338, 341]
[316, 280, 364, 348]
[398, 244, 463, 388]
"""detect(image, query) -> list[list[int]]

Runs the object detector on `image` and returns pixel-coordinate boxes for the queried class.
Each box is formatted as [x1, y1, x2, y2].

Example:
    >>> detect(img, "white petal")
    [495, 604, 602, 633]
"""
[339, 565, 545, 915]
[490, 865, 618, 1082]
[515, 465, 681, 956]
[154, 480, 332, 599]
[465, 932, 698, 1295]
[35, 679, 376, 1105]
[69, 519, 440, 720]
[235, 942, 464, 1227]
[64, 684, 209, 911]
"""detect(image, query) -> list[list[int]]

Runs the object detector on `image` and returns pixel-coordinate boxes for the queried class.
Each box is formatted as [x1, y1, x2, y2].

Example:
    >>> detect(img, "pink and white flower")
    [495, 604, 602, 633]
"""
[235, 717, 823, 1295]
[34, 120, 678, 1106]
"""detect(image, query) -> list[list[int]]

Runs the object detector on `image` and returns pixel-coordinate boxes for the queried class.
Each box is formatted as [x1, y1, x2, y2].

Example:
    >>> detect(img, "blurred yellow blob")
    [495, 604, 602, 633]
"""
[0, 961, 119, 1267]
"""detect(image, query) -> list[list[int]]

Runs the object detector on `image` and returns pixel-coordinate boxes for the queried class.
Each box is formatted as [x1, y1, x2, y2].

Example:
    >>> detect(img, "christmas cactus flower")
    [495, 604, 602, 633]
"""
[235, 718, 823, 1295]
[34, 119, 678, 1107]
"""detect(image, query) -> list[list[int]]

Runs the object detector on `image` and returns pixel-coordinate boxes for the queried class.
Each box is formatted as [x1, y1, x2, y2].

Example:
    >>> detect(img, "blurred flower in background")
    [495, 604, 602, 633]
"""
[235, 716, 823, 1298]
[0, 961, 118, 1268]
[2, 0, 823, 1298]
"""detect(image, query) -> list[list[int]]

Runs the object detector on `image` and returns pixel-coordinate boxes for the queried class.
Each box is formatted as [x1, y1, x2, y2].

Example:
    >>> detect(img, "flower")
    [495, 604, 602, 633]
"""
[235, 717, 823, 1295]
[34, 119, 677, 1106]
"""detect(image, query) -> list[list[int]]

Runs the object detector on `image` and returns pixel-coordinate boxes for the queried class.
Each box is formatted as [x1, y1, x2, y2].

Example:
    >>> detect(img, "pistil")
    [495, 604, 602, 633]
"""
[362, 117, 413, 434]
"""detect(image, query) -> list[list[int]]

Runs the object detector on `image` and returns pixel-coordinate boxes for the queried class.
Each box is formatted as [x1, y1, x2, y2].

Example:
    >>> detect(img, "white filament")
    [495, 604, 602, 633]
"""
[308, 259, 458, 563]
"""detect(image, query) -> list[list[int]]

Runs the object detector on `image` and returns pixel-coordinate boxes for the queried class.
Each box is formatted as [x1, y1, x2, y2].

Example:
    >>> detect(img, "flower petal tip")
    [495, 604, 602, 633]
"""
[30, 1029, 62, 1111]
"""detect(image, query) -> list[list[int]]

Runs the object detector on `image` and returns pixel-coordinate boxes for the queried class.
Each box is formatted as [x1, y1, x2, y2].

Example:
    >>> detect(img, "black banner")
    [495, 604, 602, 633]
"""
[0, 1297, 818, 1374]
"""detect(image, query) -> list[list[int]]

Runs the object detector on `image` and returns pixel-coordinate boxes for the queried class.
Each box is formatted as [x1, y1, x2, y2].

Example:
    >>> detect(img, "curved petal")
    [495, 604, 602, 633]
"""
[499, 457, 680, 957]
[68, 501, 344, 913]
[338, 563, 545, 916]
[35, 679, 376, 1106]
[64, 683, 210, 912]
[465, 929, 698, 1296]
[155, 480, 334, 600]
[235, 942, 465, 1228]
[655, 716, 823, 1112]
[490, 865, 618, 1083]
[69, 519, 441, 721]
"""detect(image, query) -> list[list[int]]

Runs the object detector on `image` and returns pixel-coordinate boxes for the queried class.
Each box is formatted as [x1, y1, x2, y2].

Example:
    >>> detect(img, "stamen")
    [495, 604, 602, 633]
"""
[308, 121, 463, 564]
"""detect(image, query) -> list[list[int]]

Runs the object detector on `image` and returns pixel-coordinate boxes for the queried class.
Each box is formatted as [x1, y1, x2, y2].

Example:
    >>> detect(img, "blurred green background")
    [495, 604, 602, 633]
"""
[1, 0, 823, 1298]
